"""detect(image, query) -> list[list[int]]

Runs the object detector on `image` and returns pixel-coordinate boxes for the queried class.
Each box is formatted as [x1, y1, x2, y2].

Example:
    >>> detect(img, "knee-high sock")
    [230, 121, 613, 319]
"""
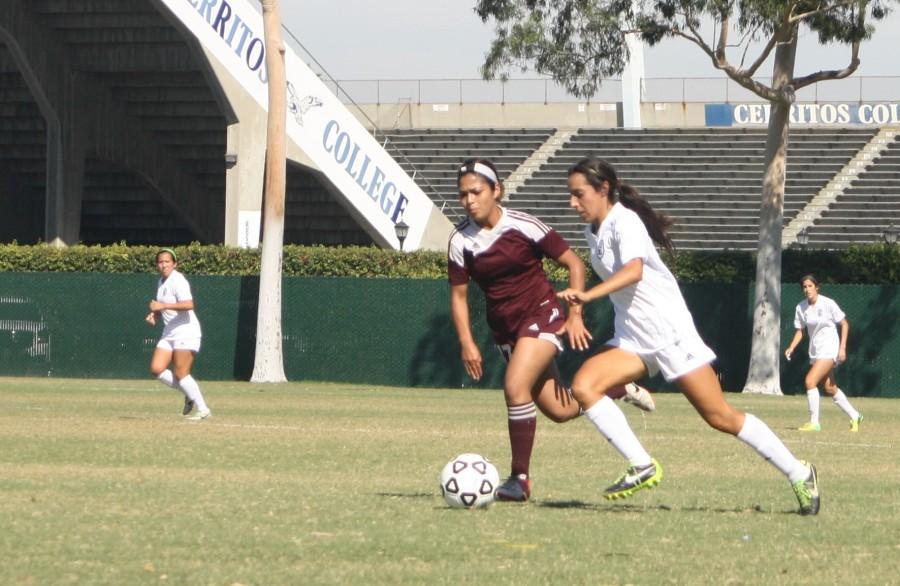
[737, 413, 809, 483]
[508, 402, 536, 478]
[177, 375, 208, 411]
[582, 395, 652, 467]
[156, 370, 188, 397]
[806, 389, 820, 424]
[832, 389, 860, 420]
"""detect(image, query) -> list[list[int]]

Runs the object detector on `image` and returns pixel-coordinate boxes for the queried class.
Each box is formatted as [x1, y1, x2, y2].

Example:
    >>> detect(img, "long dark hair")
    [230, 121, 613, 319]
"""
[568, 157, 674, 255]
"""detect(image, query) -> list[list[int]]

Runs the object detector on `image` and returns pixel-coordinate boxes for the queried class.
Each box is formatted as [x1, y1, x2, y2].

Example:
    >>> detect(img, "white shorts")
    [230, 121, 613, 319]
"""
[613, 335, 716, 382]
[156, 337, 201, 353]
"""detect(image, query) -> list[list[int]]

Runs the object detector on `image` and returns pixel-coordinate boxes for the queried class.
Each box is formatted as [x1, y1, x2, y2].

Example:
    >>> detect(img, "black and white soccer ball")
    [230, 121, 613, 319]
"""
[439, 453, 500, 509]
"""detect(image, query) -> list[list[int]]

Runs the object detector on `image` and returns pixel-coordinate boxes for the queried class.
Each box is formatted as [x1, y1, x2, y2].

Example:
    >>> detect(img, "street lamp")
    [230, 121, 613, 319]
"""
[883, 223, 899, 245]
[394, 220, 409, 251]
[796, 227, 809, 248]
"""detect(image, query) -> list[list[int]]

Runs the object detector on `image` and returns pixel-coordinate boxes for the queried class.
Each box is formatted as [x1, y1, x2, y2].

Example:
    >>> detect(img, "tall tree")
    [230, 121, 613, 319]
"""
[251, 0, 288, 383]
[475, 0, 893, 394]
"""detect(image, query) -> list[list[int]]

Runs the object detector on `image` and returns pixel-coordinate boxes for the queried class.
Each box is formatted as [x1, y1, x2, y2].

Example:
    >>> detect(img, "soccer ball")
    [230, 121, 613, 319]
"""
[439, 453, 500, 509]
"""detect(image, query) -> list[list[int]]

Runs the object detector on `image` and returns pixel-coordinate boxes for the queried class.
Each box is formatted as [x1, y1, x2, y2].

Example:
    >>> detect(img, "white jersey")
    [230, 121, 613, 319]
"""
[156, 269, 202, 340]
[794, 294, 845, 360]
[584, 202, 705, 354]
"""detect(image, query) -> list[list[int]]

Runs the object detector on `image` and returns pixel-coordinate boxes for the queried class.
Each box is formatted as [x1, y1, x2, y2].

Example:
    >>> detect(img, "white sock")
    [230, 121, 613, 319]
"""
[177, 375, 208, 411]
[157, 370, 184, 394]
[582, 396, 652, 467]
[737, 413, 809, 483]
[806, 389, 820, 424]
[832, 389, 860, 420]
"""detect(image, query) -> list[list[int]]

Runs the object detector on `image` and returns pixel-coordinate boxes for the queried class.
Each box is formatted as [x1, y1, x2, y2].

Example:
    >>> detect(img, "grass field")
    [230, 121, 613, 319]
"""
[2, 377, 899, 585]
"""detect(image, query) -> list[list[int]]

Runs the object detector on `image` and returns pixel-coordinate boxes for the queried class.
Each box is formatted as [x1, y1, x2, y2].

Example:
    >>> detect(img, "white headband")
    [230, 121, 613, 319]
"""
[461, 162, 499, 185]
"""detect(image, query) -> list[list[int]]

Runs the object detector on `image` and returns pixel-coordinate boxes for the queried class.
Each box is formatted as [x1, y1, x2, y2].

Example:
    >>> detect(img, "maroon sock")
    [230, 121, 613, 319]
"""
[507, 402, 537, 477]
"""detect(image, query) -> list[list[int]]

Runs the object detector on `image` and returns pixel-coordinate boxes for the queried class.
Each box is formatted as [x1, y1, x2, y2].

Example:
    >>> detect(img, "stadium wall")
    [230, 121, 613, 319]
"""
[1, 273, 897, 396]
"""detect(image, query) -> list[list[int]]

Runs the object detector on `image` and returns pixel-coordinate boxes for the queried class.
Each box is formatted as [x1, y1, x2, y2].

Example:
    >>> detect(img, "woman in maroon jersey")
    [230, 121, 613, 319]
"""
[448, 158, 653, 502]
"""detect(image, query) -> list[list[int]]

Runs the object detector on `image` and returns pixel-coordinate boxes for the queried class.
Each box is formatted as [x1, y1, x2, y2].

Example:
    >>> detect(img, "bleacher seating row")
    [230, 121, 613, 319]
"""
[384, 127, 899, 251]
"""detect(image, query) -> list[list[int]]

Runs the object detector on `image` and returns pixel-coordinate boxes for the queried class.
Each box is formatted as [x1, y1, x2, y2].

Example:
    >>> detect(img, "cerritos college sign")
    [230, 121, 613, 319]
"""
[157, 0, 435, 249]
[706, 102, 900, 126]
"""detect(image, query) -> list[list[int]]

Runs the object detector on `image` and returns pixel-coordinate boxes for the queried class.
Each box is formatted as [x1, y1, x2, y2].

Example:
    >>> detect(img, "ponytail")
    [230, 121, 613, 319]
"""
[568, 157, 674, 255]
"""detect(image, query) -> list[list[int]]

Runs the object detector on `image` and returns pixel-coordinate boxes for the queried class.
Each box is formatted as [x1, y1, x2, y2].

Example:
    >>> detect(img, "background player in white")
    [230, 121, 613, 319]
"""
[556, 158, 820, 515]
[145, 248, 211, 421]
[785, 275, 862, 432]
[449, 158, 654, 502]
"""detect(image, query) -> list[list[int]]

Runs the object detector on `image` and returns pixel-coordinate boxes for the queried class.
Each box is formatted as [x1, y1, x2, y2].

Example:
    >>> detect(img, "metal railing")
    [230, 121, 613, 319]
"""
[321, 76, 900, 105]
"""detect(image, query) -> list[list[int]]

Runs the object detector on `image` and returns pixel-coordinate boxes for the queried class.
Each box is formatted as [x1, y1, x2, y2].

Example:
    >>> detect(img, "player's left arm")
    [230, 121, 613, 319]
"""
[149, 299, 194, 312]
[837, 318, 849, 363]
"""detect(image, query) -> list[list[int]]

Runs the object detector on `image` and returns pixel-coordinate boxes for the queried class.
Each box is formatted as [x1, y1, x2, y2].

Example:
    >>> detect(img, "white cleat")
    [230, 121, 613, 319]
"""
[185, 408, 211, 421]
[623, 383, 656, 412]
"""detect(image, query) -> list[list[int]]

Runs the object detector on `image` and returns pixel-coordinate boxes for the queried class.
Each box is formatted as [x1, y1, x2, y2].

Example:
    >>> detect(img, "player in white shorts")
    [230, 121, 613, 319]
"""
[556, 158, 819, 515]
[145, 248, 211, 420]
[785, 275, 862, 432]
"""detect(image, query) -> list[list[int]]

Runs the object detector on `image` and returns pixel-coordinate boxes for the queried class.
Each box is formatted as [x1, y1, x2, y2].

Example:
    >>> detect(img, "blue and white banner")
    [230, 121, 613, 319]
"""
[706, 102, 900, 127]
[158, 0, 442, 250]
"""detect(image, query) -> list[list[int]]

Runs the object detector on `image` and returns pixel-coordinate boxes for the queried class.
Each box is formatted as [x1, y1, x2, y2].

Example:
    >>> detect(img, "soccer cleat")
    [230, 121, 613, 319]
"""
[603, 458, 663, 500]
[185, 408, 211, 421]
[797, 422, 821, 432]
[495, 474, 532, 502]
[850, 414, 863, 432]
[182, 398, 195, 416]
[792, 461, 820, 515]
[622, 383, 656, 412]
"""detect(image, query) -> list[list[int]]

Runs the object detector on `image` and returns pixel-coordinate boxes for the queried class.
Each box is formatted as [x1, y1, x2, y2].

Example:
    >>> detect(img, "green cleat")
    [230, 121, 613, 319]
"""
[850, 414, 863, 432]
[792, 461, 820, 516]
[797, 422, 821, 432]
[603, 458, 663, 500]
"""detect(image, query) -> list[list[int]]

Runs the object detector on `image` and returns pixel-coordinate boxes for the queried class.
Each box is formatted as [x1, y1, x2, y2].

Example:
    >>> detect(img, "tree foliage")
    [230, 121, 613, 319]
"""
[476, 0, 894, 99]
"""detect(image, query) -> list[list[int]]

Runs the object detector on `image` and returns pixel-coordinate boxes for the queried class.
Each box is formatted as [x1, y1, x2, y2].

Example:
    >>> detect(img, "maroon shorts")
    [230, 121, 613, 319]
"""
[491, 296, 566, 359]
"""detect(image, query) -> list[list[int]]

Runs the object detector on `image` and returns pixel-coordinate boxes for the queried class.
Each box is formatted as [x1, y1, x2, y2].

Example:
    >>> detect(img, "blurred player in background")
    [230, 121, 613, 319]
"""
[448, 158, 654, 503]
[785, 275, 862, 432]
[146, 248, 211, 421]
[556, 157, 820, 515]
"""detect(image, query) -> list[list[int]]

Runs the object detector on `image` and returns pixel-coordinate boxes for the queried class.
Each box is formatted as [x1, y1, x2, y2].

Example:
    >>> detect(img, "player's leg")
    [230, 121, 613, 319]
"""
[570, 347, 661, 499]
[172, 345, 210, 420]
[496, 336, 559, 501]
[532, 360, 580, 423]
[677, 365, 819, 515]
[823, 369, 862, 430]
[799, 359, 832, 431]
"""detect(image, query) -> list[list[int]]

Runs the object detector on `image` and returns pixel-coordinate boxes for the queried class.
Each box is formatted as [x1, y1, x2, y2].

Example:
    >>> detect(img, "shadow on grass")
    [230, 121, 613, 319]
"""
[376, 492, 435, 500]
[537, 500, 776, 515]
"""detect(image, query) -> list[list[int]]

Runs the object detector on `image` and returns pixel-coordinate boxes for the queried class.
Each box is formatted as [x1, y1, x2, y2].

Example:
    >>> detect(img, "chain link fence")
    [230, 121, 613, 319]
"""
[0, 274, 896, 396]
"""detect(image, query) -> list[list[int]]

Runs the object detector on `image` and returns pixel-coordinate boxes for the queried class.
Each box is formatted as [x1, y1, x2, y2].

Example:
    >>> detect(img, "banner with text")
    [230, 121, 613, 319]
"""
[706, 102, 900, 127]
[157, 0, 445, 250]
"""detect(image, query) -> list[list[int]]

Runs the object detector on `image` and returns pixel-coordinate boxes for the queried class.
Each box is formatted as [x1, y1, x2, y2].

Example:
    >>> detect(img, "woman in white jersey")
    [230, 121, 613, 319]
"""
[145, 248, 211, 420]
[785, 275, 862, 432]
[556, 158, 820, 515]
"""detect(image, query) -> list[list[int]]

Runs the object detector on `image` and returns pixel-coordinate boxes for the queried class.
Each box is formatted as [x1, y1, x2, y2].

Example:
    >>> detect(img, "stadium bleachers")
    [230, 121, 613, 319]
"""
[806, 133, 900, 247]
[504, 127, 877, 250]
[381, 128, 557, 223]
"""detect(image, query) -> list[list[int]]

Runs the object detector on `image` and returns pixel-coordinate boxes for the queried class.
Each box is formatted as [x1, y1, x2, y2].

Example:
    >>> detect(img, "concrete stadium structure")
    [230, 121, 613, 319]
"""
[1, 2, 897, 251]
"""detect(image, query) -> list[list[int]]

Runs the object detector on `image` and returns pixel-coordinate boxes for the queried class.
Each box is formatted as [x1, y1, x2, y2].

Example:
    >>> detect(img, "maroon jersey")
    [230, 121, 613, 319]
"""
[448, 207, 570, 344]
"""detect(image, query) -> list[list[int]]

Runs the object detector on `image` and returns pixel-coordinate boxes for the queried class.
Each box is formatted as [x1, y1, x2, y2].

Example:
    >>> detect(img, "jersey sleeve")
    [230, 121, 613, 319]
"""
[793, 304, 805, 330]
[537, 228, 570, 260]
[613, 210, 652, 265]
[828, 299, 846, 323]
[447, 234, 469, 285]
[172, 273, 194, 302]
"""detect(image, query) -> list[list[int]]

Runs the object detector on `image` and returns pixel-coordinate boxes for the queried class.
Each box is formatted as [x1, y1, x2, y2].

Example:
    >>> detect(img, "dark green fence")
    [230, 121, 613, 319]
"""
[0, 273, 897, 396]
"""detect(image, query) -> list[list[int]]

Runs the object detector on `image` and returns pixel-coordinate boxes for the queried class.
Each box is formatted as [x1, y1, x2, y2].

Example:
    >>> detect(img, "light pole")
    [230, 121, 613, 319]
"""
[883, 223, 899, 245]
[394, 220, 409, 252]
[796, 227, 809, 249]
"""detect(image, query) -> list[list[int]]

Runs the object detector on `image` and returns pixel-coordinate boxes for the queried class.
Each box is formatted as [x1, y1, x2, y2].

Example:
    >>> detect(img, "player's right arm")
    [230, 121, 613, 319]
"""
[450, 282, 483, 381]
[785, 329, 804, 360]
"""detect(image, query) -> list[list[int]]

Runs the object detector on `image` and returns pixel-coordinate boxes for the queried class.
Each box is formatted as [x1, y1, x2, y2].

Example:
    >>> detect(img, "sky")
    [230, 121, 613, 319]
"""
[282, 1, 900, 81]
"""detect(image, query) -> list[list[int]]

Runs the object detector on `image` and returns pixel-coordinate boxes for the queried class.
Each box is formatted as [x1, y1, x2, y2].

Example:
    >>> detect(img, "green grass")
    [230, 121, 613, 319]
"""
[2, 378, 899, 585]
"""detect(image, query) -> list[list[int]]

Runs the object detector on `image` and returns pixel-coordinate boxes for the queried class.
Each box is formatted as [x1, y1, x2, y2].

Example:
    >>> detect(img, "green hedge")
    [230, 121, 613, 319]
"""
[1, 242, 898, 283]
